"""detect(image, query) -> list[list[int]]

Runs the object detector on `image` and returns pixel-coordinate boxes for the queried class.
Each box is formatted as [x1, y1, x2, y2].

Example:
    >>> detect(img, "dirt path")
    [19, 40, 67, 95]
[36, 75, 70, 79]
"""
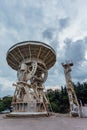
[0, 114, 87, 130]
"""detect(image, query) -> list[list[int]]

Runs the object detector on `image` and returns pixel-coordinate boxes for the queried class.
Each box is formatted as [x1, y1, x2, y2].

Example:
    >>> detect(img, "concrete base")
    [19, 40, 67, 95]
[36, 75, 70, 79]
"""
[71, 112, 79, 117]
[80, 107, 87, 117]
[6, 112, 49, 118]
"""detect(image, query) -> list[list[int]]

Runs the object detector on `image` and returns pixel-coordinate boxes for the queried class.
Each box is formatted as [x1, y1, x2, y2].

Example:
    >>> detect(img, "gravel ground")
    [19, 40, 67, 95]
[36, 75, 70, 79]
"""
[0, 114, 87, 130]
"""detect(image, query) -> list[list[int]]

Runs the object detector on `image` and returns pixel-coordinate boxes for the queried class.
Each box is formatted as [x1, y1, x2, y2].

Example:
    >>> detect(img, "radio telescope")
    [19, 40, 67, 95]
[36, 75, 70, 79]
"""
[6, 41, 56, 116]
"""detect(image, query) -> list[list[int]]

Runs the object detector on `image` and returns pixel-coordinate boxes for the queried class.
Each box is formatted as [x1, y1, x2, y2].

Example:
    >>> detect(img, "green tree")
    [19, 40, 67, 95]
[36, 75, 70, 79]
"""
[0, 96, 12, 112]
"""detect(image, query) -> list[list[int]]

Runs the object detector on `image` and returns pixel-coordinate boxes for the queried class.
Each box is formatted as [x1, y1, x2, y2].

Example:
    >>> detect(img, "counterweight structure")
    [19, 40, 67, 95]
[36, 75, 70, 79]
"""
[6, 41, 56, 116]
[62, 62, 79, 117]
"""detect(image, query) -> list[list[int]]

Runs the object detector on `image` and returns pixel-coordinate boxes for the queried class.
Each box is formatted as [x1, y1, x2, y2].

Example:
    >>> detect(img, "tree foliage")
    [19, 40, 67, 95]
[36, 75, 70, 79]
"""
[47, 87, 69, 113]
[0, 96, 12, 112]
[47, 82, 87, 113]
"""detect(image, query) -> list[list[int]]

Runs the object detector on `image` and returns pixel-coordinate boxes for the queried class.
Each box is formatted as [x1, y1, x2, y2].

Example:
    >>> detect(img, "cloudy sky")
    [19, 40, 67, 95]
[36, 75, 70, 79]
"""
[0, 0, 87, 97]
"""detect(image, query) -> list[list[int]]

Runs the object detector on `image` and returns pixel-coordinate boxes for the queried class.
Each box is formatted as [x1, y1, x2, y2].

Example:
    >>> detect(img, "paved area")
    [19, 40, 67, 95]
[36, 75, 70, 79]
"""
[0, 114, 87, 130]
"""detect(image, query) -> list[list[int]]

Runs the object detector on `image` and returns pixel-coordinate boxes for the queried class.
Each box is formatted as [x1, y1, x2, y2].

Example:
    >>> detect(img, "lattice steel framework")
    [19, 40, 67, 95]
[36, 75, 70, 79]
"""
[62, 61, 79, 116]
[6, 41, 56, 115]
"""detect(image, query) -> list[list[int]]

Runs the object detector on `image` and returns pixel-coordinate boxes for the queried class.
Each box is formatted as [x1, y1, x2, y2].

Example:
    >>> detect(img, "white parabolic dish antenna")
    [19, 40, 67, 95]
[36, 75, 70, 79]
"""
[6, 41, 56, 117]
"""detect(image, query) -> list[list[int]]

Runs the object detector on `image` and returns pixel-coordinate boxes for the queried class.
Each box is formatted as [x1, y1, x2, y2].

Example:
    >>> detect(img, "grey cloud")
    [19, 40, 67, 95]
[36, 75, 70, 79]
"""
[58, 17, 69, 30]
[64, 38, 86, 63]
[64, 38, 72, 45]
[42, 28, 55, 40]
[42, 17, 70, 54]
[0, 85, 14, 97]
[72, 61, 87, 83]
[42, 17, 70, 40]
[62, 37, 87, 81]
[41, 17, 70, 85]
[84, 36, 87, 43]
